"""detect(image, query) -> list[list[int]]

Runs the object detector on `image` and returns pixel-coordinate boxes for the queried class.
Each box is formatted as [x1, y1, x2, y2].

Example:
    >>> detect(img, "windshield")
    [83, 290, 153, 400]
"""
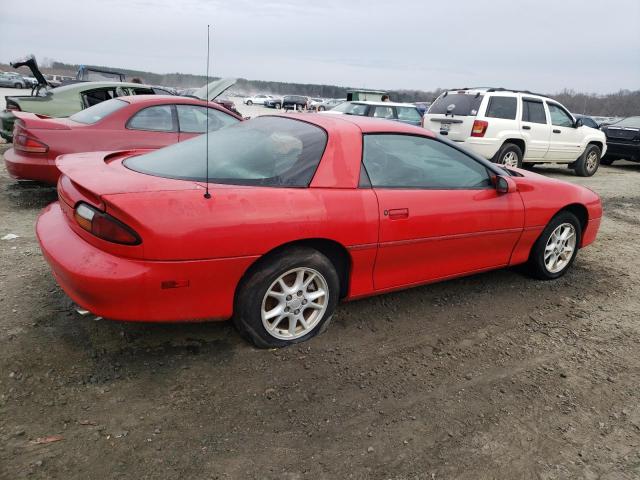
[332, 102, 368, 115]
[124, 116, 327, 187]
[69, 99, 128, 124]
[428, 93, 484, 116]
[610, 116, 640, 128]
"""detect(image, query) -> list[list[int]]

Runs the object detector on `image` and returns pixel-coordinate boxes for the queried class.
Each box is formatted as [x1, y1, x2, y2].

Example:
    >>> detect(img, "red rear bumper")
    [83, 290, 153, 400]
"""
[4, 148, 60, 184]
[36, 202, 258, 322]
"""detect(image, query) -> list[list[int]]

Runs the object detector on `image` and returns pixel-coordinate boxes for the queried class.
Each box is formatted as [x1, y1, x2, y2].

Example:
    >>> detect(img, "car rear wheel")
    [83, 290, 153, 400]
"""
[234, 247, 339, 348]
[495, 143, 523, 168]
[14, 82, 23, 89]
[246, 100, 253, 106]
[275, 103, 281, 109]
[527, 211, 581, 280]
[574, 144, 600, 177]
[318, 106, 325, 111]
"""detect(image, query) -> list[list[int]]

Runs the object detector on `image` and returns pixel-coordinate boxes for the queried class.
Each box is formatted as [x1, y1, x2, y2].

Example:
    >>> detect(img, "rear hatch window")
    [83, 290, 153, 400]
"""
[428, 93, 484, 116]
[124, 116, 327, 187]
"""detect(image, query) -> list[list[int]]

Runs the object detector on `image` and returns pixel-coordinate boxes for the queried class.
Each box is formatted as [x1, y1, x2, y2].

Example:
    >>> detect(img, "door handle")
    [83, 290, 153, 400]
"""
[385, 208, 409, 220]
[522, 125, 531, 130]
[553, 129, 561, 134]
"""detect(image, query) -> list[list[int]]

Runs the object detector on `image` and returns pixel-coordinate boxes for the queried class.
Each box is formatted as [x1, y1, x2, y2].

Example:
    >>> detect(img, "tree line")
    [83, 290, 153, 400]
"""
[2, 60, 638, 117]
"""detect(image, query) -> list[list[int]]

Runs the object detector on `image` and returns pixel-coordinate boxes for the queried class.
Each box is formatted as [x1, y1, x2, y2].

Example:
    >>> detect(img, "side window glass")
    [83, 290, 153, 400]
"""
[522, 100, 547, 124]
[397, 107, 422, 123]
[485, 96, 517, 120]
[362, 135, 491, 189]
[548, 104, 574, 127]
[82, 88, 116, 107]
[128, 105, 174, 132]
[176, 105, 239, 133]
[373, 106, 394, 119]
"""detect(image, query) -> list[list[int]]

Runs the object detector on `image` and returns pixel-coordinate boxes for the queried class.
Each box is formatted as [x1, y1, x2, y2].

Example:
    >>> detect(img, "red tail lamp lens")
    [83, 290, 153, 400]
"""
[74, 203, 141, 245]
[471, 120, 488, 137]
[14, 134, 49, 153]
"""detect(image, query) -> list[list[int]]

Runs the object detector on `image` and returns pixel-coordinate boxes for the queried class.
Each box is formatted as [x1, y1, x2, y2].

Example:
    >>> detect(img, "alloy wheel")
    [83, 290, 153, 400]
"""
[586, 150, 598, 172]
[544, 223, 577, 273]
[261, 267, 329, 340]
[501, 151, 519, 167]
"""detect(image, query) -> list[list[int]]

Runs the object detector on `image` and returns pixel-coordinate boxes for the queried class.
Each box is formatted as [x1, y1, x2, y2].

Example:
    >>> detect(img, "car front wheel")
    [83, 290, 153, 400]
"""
[527, 211, 581, 280]
[246, 100, 253, 105]
[14, 82, 23, 89]
[234, 247, 339, 348]
[574, 144, 600, 176]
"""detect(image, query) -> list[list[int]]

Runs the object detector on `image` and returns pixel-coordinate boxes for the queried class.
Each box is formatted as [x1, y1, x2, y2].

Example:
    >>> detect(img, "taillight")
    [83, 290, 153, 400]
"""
[74, 203, 141, 245]
[471, 120, 488, 137]
[14, 134, 49, 153]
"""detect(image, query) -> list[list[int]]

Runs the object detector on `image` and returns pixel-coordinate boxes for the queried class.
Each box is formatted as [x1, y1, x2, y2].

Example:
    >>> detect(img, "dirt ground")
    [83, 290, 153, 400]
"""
[0, 141, 639, 480]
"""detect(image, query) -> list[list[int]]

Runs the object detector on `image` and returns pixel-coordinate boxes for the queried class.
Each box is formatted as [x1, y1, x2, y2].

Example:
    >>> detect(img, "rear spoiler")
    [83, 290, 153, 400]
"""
[12, 111, 70, 130]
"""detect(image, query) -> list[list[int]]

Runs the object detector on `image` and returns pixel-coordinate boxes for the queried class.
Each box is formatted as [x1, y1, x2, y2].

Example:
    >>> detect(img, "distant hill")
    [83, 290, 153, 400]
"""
[2, 59, 638, 116]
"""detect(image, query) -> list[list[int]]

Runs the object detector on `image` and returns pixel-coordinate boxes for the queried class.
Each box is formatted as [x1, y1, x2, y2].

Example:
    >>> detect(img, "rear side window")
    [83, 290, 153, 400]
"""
[332, 102, 368, 116]
[485, 96, 517, 120]
[397, 107, 422, 123]
[70, 99, 128, 124]
[373, 106, 394, 119]
[428, 93, 483, 116]
[127, 105, 175, 132]
[124, 116, 327, 187]
[176, 105, 239, 133]
[362, 134, 491, 189]
[82, 88, 117, 107]
[522, 99, 547, 124]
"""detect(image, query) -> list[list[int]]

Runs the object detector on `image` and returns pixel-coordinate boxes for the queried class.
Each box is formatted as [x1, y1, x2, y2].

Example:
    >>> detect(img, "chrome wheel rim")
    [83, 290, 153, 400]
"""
[586, 151, 598, 171]
[261, 267, 329, 340]
[501, 151, 518, 167]
[544, 223, 577, 273]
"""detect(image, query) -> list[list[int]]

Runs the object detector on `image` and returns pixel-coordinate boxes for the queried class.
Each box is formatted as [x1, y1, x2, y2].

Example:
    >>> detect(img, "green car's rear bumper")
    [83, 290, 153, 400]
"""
[0, 110, 16, 142]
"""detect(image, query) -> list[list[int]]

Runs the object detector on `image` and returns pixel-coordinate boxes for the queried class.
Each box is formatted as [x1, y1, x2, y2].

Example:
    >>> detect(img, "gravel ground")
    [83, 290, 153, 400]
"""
[1, 131, 639, 478]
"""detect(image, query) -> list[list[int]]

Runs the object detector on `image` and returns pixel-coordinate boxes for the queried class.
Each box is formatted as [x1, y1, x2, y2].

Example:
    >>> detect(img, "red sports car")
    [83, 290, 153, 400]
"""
[4, 95, 242, 184]
[36, 114, 602, 348]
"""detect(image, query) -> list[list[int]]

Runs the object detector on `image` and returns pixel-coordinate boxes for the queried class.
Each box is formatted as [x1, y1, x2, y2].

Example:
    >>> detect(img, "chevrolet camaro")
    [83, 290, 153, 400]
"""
[36, 114, 602, 347]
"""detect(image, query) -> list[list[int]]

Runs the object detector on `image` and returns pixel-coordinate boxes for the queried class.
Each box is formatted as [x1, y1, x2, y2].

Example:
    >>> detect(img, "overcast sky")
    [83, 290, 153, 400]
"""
[1, 0, 639, 93]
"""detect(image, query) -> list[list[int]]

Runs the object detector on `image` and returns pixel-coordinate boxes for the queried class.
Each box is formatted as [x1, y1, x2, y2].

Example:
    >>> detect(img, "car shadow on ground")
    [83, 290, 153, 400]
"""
[3, 180, 57, 210]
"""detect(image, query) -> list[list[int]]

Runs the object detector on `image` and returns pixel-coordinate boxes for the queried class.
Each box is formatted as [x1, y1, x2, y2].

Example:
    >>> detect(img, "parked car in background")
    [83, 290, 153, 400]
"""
[264, 96, 283, 109]
[0, 72, 30, 89]
[36, 114, 602, 347]
[321, 101, 423, 126]
[423, 88, 607, 176]
[282, 95, 309, 111]
[307, 98, 324, 110]
[414, 101, 432, 115]
[315, 98, 344, 111]
[572, 114, 600, 129]
[0, 78, 236, 142]
[600, 116, 640, 165]
[4, 95, 241, 184]
[244, 94, 274, 105]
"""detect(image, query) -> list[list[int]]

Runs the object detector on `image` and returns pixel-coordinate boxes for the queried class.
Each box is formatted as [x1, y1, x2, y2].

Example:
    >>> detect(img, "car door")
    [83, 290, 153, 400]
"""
[521, 97, 550, 160]
[124, 104, 179, 148]
[545, 102, 583, 161]
[362, 134, 524, 290]
[176, 104, 240, 141]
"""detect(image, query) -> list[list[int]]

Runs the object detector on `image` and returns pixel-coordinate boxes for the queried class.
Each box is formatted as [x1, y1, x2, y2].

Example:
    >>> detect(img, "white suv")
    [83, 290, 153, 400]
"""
[423, 88, 607, 176]
[243, 94, 273, 106]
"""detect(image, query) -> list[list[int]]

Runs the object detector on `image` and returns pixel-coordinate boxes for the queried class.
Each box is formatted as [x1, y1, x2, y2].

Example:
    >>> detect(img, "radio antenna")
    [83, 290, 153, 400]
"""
[204, 24, 212, 199]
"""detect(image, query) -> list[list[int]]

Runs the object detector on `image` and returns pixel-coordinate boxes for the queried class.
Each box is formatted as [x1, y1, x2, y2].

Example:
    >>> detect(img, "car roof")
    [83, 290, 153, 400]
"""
[269, 112, 434, 136]
[51, 81, 159, 94]
[349, 100, 417, 107]
[117, 95, 208, 106]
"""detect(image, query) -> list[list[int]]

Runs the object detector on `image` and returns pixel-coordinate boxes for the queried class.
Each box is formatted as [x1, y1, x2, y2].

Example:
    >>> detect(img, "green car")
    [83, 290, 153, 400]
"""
[0, 81, 171, 142]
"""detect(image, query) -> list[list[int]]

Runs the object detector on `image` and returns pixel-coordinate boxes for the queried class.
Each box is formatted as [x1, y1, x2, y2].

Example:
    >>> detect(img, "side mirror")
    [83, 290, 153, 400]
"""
[495, 175, 516, 194]
[574, 118, 583, 128]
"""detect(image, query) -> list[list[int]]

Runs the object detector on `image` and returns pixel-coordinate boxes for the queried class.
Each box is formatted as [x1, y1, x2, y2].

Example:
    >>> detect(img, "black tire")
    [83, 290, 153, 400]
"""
[574, 144, 600, 177]
[318, 106, 325, 111]
[14, 82, 23, 89]
[234, 247, 340, 348]
[527, 211, 582, 280]
[494, 143, 523, 168]
[246, 100, 253, 106]
[600, 155, 614, 166]
[275, 103, 281, 109]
